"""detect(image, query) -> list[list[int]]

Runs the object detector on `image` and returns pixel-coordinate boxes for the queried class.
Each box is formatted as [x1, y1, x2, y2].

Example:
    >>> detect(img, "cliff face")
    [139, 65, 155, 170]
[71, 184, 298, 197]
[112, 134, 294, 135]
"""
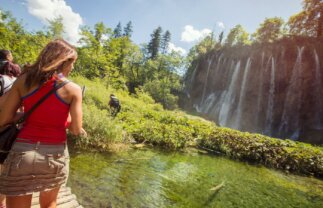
[185, 38, 323, 144]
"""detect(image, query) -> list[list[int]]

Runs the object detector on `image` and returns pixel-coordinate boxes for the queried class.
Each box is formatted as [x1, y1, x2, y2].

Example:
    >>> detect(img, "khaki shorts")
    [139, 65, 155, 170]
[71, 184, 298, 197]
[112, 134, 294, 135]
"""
[0, 140, 69, 196]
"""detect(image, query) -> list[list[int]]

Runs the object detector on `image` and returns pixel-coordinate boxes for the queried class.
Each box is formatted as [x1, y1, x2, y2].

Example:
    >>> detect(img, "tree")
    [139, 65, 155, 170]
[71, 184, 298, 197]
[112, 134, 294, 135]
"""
[288, 0, 323, 38]
[160, 30, 171, 54]
[47, 16, 64, 39]
[225, 25, 250, 46]
[252, 17, 285, 43]
[218, 31, 224, 45]
[94, 22, 110, 42]
[113, 22, 122, 38]
[148, 26, 162, 59]
[123, 21, 133, 37]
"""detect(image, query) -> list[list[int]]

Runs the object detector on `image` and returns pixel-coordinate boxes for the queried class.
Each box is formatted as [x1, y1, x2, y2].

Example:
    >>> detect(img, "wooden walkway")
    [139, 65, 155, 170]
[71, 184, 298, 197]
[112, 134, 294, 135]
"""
[31, 186, 83, 208]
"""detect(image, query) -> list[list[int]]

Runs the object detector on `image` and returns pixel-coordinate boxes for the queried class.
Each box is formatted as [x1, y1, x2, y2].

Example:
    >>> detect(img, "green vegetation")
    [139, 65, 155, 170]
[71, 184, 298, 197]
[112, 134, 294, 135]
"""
[70, 75, 323, 178]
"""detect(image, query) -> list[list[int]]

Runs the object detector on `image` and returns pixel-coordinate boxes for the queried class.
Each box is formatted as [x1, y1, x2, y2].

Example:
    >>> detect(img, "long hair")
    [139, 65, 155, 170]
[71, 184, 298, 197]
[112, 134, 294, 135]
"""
[24, 39, 77, 89]
[0, 50, 11, 60]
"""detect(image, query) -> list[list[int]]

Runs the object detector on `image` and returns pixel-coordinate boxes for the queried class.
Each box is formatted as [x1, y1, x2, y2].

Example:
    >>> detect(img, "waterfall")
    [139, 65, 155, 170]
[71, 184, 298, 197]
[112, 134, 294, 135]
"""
[186, 63, 199, 98]
[200, 57, 213, 106]
[279, 46, 305, 139]
[264, 57, 275, 135]
[202, 93, 216, 113]
[210, 60, 236, 120]
[314, 49, 323, 128]
[233, 58, 252, 129]
[218, 61, 241, 126]
[255, 52, 266, 130]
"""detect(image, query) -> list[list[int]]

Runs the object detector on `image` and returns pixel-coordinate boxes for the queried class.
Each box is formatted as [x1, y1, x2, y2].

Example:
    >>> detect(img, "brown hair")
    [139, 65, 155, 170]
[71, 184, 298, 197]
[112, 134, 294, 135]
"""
[24, 39, 77, 89]
[0, 50, 11, 60]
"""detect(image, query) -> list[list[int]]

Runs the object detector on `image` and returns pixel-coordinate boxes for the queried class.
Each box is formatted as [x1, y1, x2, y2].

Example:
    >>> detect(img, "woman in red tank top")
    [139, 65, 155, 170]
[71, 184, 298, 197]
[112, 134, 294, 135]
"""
[0, 39, 86, 208]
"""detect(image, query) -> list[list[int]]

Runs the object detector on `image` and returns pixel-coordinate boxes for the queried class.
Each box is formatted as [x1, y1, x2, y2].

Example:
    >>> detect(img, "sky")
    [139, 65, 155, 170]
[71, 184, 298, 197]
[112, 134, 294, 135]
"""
[0, 0, 303, 54]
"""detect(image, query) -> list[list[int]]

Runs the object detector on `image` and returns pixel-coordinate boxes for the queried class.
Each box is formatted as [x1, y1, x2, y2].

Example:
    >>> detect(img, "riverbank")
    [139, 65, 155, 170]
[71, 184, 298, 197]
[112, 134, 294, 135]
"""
[69, 75, 323, 178]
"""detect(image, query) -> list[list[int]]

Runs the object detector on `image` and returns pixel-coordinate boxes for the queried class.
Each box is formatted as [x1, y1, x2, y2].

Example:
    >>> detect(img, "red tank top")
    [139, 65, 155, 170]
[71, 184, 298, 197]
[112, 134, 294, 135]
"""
[17, 78, 70, 143]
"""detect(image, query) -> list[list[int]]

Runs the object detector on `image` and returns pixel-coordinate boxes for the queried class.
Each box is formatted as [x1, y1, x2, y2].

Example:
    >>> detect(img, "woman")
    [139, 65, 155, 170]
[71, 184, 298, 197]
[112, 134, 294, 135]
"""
[0, 39, 86, 208]
[0, 49, 21, 77]
[0, 49, 21, 208]
[0, 50, 21, 104]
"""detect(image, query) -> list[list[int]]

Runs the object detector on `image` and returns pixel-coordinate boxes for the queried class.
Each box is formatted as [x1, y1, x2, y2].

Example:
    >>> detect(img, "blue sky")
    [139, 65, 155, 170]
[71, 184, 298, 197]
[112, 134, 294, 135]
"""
[1, 0, 303, 54]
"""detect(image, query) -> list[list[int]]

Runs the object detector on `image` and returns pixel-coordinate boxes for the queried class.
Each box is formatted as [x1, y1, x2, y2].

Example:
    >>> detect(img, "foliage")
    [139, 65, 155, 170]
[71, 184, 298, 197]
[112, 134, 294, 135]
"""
[185, 33, 217, 66]
[148, 26, 163, 59]
[161, 30, 171, 54]
[199, 127, 323, 177]
[225, 25, 250, 46]
[113, 22, 122, 38]
[288, 0, 323, 38]
[47, 17, 64, 39]
[252, 17, 285, 43]
[123, 21, 133, 37]
[70, 75, 323, 177]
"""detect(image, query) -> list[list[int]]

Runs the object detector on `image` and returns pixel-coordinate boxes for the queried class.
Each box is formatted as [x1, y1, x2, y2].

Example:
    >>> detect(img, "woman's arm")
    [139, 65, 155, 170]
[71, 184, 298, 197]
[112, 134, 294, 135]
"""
[0, 80, 22, 126]
[68, 83, 87, 136]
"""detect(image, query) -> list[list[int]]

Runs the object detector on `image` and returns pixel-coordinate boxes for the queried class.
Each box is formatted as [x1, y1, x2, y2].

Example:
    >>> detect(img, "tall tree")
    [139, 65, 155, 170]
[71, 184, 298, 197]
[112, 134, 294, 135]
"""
[113, 22, 122, 38]
[252, 17, 285, 43]
[218, 31, 224, 45]
[94, 22, 110, 42]
[225, 25, 250, 46]
[148, 26, 162, 59]
[288, 0, 323, 38]
[160, 30, 171, 54]
[123, 21, 133, 37]
[48, 16, 64, 39]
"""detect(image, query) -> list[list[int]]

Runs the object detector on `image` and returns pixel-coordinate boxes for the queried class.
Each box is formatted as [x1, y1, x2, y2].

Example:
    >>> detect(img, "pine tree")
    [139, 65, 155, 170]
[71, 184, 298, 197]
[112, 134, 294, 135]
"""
[148, 26, 162, 59]
[113, 22, 122, 38]
[161, 30, 171, 54]
[123, 21, 133, 37]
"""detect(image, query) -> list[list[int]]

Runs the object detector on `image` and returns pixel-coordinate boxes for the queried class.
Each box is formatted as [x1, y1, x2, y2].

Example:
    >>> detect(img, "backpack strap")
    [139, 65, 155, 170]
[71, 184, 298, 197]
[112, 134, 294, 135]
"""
[0, 76, 4, 96]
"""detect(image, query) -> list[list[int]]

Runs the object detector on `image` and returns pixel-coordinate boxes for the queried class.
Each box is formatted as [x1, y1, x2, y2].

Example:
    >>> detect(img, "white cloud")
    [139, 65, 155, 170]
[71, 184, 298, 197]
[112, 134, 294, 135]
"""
[26, 0, 83, 44]
[168, 42, 186, 55]
[217, 21, 225, 30]
[181, 25, 212, 42]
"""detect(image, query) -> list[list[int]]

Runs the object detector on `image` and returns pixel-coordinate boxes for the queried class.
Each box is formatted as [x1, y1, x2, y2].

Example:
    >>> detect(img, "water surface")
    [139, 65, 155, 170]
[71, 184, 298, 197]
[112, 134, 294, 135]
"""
[68, 147, 323, 208]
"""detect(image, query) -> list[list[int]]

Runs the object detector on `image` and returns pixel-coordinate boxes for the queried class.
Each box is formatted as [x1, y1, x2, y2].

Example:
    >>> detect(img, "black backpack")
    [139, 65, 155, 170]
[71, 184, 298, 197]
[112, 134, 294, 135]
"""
[110, 97, 120, 107]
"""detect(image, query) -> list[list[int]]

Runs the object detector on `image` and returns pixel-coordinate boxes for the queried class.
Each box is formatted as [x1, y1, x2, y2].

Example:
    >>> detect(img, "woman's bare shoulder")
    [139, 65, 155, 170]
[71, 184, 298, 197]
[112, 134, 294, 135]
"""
[63, 80, 81, 95]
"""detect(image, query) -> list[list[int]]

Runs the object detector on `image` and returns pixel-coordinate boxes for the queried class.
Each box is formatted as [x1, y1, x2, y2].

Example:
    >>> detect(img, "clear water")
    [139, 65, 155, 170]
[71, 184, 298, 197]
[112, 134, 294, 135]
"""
[68, 147, 323, 208]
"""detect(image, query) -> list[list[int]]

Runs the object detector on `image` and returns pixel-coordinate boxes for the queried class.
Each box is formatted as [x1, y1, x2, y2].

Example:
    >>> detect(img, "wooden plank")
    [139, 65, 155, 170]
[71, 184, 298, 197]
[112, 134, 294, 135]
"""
[31, 186, 82, 208]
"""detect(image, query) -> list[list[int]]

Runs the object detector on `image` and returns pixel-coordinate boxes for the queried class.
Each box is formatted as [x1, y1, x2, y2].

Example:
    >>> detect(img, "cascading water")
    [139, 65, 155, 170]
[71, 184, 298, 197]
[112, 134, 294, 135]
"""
[218, 61, 241, 126]
[279, 46, 304, 139]
[255, 52, 266, 130]
[186, 39, 323, 144]
[264, 57, 275, 135]
[233, 58, 251, 130]
[200, 57, 213, 106]
[186, 63, 199, 98]
[314, 49, 323, 129]
[202, 93, 216, 113]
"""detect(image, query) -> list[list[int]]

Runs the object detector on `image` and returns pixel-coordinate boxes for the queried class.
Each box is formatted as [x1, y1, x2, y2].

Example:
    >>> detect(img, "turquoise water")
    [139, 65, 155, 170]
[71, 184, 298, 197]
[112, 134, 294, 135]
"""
[68, 147, 323, 208]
